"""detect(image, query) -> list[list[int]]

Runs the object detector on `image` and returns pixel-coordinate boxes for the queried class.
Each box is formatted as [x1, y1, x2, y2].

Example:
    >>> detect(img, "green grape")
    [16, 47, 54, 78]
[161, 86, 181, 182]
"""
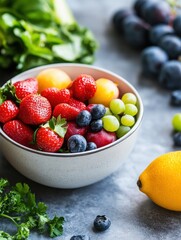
[121, 114, 135, 127]
[122, 93, 137, 105]
[172, 113, 181, 131]
[104, 107, 113, 116]
[102, 115, 120, 132]
[124, 104, 138, 116]
[109, 99, 125, 114]
[116, 125, 131, 138]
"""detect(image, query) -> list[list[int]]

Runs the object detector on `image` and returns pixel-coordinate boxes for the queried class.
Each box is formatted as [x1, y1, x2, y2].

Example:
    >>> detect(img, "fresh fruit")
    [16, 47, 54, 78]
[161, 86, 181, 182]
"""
[93, 215, 111, 231]
[159, 61, 181, 90]
[173, 15, 181, 36]
[90, 119, 103, 132]
[121, 114, 135, 127]
[67, 134, 87, 153]
[170, 90, 181, 106]
[121, 93, 137, 105]
[53, 103, 80, 121]
[172, 113, 181, 131]
[71, 74, 96, 101]
[137, 151, 181, 211]
[70, 235, 90, 240]
[3, 120, 34, 147]
[36, 68, 72, 93]
[89, 78, 119, 107]
[64, 122, 87, 141]
[116, 125, 131, 138]
[41, 87, 70, 108]
[86, 142, 97, 151]
[122, 15, 150, 48]
[112, 8, 134, 33]
[140, 0, 171, 25]
[158, 35, 181, 60]
[18, 94, 52, 125]
[68, 98, 87, 111]
[102, 115, 120, 132]
[141, 46, 168, 76]
[1, 69, 139, 153]
[76, 110, 92, 127]
[149, 24, 174, 45]
[173, 132, 181, 147]
[0, 100, 19, 123]
[86, 129, 116, 148]
[90, 104, 106, 120]
[13, 78, 38, 100]
[109, 98, 125, 115]
[35, 117, 67, 152]
[124, 103, 138, 116]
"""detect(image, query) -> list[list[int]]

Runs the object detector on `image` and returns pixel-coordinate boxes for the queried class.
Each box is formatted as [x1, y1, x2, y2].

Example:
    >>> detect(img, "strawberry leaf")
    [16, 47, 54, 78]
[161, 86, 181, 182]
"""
[54, 116, 67, 138]
[0, 80, 20, 104]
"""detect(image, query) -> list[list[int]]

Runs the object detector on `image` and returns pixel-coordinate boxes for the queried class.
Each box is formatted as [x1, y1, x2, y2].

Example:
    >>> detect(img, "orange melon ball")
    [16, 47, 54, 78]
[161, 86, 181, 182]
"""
[37, 68, 72, 93]
[89, 78, 119, 107]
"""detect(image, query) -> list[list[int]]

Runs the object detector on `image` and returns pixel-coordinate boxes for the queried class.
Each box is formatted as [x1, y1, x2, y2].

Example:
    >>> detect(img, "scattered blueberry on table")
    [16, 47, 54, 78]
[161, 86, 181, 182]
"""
[93, 215, 111, 231]
[70, 235, 90, 240]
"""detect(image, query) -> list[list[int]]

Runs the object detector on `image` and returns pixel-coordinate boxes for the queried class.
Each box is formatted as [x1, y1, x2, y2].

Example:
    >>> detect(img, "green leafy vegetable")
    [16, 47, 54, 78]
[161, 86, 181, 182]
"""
[0, 0, 98, 71]
[0, 178, 64, 239]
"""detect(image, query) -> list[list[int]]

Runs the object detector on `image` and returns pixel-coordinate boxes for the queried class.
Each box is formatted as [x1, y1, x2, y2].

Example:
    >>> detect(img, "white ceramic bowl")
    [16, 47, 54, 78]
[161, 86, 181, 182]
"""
[0, 63, 143, 189]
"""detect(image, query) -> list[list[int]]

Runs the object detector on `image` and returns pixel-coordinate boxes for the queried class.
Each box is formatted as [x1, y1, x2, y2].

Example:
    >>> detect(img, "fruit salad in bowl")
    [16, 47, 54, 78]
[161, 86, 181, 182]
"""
[0, 63, 143, 188]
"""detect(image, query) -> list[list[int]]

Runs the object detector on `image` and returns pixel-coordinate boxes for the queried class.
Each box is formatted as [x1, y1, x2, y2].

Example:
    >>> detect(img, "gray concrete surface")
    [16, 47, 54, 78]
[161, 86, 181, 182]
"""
[1, 0, 181, 239]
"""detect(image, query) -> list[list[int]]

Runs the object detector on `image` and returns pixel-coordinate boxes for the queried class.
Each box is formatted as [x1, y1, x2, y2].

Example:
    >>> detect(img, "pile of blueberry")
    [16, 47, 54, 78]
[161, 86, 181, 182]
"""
[112, 0, 181, 146]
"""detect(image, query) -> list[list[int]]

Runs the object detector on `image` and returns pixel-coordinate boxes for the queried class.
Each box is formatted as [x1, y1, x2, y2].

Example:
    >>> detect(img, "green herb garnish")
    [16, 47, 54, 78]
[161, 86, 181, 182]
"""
[0, 178, 64, 239]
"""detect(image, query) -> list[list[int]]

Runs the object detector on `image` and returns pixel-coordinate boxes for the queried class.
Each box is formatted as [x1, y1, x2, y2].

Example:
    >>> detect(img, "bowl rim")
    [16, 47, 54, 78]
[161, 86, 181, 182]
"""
[0, 63, 144, 157]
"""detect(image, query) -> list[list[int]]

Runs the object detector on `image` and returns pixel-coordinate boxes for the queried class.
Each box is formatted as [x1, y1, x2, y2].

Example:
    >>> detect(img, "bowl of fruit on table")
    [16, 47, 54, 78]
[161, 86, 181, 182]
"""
[0, 63, 143, 188]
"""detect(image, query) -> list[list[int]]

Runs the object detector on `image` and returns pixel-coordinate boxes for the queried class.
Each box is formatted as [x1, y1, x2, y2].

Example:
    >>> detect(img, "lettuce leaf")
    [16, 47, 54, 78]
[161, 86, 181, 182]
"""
[0, 0, 98, 71]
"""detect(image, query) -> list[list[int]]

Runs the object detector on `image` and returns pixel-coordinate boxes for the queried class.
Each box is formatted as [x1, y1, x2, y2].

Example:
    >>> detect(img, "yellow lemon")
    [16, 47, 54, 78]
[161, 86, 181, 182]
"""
[37, 68, 72, 93]
[89, 78, 119, 107]
[137, 151, 181, 211]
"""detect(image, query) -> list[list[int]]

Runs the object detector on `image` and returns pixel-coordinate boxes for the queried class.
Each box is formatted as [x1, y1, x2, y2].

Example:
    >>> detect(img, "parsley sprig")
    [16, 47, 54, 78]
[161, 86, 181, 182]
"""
[0, 178, 64, 239]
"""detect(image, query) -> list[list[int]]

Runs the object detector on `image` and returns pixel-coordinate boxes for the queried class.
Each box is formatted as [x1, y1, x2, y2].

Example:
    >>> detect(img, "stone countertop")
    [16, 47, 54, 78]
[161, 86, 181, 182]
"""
[1, 0, 181, 239]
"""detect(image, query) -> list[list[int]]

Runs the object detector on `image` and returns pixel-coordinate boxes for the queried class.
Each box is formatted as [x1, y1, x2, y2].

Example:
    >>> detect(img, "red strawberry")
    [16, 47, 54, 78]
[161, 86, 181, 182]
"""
[0, 100, 19, 123]
[41, 87, 70, 108]
[35, 116, 67, 152]
[68, 98, 86, 111]
[71, 74, 96, 102]
[13, 78, 38, 100]
[86, 129, 116, 148]
[53, 103, 80, 121]
[3, 120, 34, 147]
[18, 94, 52, 125]
[65, 121, 87, 141]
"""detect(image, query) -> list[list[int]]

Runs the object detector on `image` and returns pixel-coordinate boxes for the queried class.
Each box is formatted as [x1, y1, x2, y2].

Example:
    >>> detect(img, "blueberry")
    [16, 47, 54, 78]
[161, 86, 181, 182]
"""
[133, 0, 149, 17]
[158, 35, 181, 60]
[170, 90, 181, 106]
[90, 119, 103, 132]
[90, 104, 106, 120]
[141, 1, 171, 25]
[70, 235, 90, 240]
[173, 15, 181, 36]
[122, 15, 150, 48]
[86, 142, 97, 151]
[112, 9, 133, 33]
[173, 132, 181, 147]
[67, 135, 87, 153]
[93, 215, 111, 231]
[159, 60, 181, 90]
[149, 24, 174, 45]
[76, 110, 92, 127]
[141, 46, 168, 76]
